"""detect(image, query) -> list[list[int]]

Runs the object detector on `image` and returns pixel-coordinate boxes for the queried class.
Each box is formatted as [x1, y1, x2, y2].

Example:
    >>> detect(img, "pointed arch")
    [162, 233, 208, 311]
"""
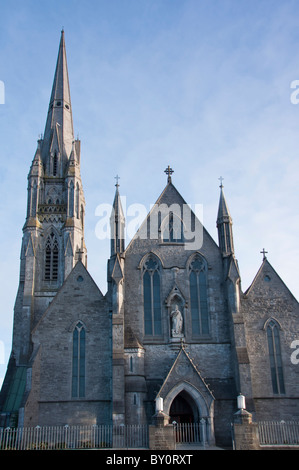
[68, 319, 88, 332]
[44, 230, 59, 281]
[166, 285, 186, 339]
[188, 253, 209, 335]
[72, 321, 86, 398]
[138, 251, 164, 270]
[163, 382, 210, 420]
[46, 186, 61, 205]
[263, 317, 282, 331]
[265, 318, 285, 394]
[142, 253, 162, 336]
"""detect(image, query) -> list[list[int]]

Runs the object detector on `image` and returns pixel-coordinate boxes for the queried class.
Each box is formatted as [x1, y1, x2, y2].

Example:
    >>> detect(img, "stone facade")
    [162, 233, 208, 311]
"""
[242, 260, 299, 421]
[1, 31, 299, 449]
[23, 262, 112, 427]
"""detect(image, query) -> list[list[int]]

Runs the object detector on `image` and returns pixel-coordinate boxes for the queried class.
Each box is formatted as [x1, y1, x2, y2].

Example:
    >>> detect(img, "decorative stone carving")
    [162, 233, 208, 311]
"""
[170, 304, 183, 338]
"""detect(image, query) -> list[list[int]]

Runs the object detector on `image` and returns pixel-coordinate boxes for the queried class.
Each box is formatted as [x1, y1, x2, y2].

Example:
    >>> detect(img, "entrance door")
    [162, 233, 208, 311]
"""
[169, 391, 201, 444]
[169, 391, 195, 424]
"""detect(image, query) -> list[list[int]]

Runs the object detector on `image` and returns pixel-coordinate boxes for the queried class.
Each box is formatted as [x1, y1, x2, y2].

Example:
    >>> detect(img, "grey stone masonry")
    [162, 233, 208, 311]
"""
[242, 259, 299, 421]
[23, 262, 112, 426]
[1, 32, 299, 451]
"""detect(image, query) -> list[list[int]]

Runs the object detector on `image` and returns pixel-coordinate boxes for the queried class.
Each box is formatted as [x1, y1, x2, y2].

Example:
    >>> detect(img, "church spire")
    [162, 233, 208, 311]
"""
[217, 178, 234, 256]
[41, 30, 74, 166]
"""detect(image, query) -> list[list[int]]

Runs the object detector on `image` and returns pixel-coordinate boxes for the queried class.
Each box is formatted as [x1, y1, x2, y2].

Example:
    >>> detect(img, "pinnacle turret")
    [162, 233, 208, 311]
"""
[217, 179, 234, 256]
[110, 179, 125, 256]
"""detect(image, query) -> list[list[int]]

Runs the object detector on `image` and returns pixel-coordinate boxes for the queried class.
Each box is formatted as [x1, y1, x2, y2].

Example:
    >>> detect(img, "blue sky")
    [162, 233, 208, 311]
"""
[0, 0, 299, 386]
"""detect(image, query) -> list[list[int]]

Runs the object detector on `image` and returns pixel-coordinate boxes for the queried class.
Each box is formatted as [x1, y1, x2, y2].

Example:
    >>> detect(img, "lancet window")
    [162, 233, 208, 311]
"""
[72, 322, 86, 398]
[143, 255, 162, 336]
[266, 320, 285, 394]
[45, 232, 59, 281]
[189, 254, 209, 335]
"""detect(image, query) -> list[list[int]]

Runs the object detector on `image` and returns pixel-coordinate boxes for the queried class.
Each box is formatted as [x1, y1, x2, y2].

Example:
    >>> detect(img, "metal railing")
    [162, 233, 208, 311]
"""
[0, 424, 149, 450]
[174, 422, 202, 444]
[258, 421, 299, 446]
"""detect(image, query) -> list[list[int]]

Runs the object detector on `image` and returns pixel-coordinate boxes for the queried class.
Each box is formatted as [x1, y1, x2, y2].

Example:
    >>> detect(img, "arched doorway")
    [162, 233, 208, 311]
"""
[169, 390, 199, 424]
[169, 391, 201, 444]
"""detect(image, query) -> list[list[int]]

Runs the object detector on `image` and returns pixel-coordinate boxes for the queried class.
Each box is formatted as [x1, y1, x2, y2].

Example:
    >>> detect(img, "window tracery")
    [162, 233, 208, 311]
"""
[189, 254, 209, 335]
[45, 232, 59, 281]
[143, 255, 162, 336]
[266, 319, 285, 394]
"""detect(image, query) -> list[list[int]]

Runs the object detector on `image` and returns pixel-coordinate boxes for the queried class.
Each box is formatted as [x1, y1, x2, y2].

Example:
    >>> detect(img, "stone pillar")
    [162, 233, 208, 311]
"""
[149, 409, 176, 450]
[200, 418, 207, 446]
[233, 409, 260, 450]
[206, 416, 216, 446]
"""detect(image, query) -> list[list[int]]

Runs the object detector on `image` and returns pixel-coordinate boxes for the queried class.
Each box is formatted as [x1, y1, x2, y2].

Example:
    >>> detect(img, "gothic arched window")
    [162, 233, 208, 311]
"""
[143, 255, 162, 336]
[189, 254, 209, 335]
[162, 212, 184, 243]
[266, 320, 285, 394]
[45, 232, 59, 281]
[72, 321, 86, 398]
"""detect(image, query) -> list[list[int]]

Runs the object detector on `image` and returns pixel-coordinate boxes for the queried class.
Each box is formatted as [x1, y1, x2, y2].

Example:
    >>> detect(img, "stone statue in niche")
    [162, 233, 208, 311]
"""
[170, 304, 183, 337]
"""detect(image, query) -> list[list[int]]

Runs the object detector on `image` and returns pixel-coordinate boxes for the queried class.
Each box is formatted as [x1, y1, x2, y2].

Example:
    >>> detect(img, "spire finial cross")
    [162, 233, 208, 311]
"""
[218, 176, 224, 188]
[164, 165, 174, 183]
[114, 174, 120, 187]
[260, 248, 268, 260]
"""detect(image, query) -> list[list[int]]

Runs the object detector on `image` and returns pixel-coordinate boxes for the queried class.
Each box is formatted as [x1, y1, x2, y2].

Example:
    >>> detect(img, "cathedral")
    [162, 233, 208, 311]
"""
[1, 31, 299, 448]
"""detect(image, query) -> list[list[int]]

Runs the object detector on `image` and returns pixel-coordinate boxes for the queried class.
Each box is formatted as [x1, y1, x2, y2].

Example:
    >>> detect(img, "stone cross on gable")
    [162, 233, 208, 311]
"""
[164, 165, 174, 183]
[260, 248, 268, 260]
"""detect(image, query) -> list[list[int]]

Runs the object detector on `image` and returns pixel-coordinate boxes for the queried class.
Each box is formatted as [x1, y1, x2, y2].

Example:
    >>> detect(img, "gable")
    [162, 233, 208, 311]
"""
[32, 261, 104, 336]
[29, 261, 111, 407]
[244, 259, 298, 303]
[156, 345, 214, 402]
[125, 181, 220, 255]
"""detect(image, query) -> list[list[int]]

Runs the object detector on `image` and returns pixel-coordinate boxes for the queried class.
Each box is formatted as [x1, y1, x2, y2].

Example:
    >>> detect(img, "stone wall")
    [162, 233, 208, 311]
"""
[242, 260, 299, 420]
[24, 262, 112, 426]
